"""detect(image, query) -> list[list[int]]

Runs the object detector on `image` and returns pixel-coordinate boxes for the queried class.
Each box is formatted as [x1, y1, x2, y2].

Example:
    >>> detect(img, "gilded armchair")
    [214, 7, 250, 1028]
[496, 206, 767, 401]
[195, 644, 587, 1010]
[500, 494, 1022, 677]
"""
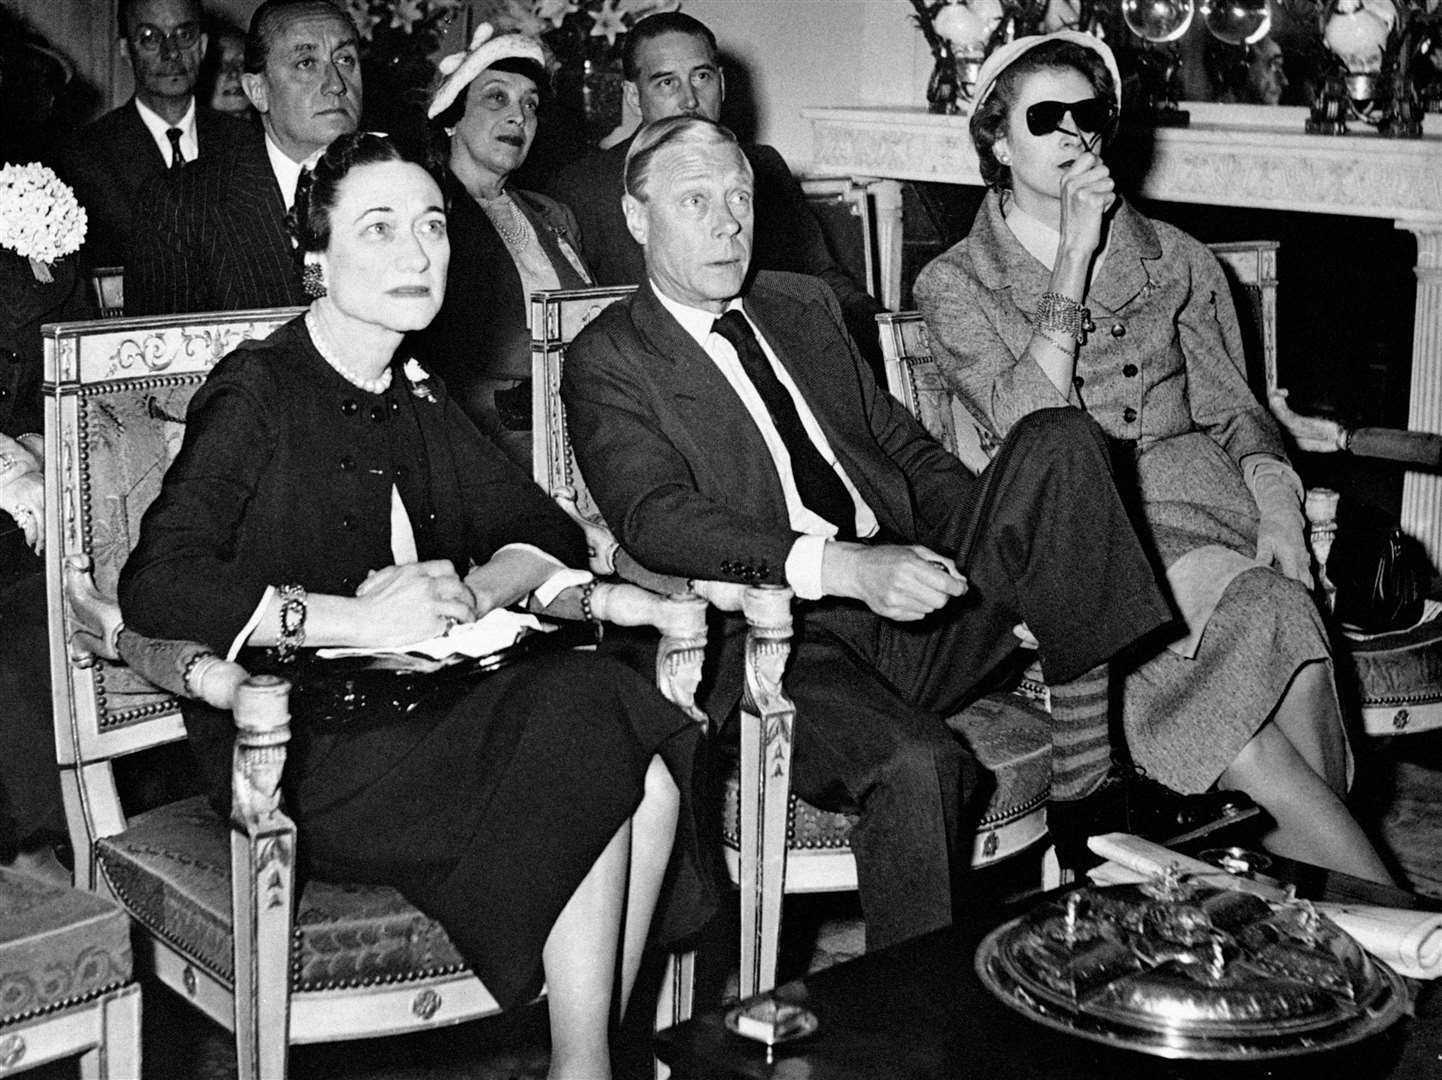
[532, 286, 1058, 1001]
[42, 307, 711, 1079]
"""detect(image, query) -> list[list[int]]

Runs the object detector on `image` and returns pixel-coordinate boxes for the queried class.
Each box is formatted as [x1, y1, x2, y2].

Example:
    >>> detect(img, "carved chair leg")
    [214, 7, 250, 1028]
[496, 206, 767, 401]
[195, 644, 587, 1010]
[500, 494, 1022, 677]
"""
[76, 983, 142, 1080]
[230, 677, 296, 1080]
[738, 587, 796, 999]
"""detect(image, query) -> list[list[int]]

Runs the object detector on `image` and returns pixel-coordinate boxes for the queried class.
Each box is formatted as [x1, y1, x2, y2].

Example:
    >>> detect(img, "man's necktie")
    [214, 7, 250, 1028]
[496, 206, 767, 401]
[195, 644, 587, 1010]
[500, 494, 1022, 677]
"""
[712, 309, 856, 539]
[293, 165, 313, 214]
[165, 127, 184, 169]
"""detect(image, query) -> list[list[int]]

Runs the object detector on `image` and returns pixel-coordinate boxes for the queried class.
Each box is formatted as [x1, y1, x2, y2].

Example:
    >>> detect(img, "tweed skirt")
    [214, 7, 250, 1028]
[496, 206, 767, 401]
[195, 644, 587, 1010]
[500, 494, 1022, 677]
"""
[1120, 565, 1336, 793]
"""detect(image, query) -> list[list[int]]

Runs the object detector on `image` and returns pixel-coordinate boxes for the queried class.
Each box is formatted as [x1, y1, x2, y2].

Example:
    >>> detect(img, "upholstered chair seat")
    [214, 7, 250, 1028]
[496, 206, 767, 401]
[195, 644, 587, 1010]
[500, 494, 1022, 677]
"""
[0, 867, 140, 1075]
[94, 797, 472, 994]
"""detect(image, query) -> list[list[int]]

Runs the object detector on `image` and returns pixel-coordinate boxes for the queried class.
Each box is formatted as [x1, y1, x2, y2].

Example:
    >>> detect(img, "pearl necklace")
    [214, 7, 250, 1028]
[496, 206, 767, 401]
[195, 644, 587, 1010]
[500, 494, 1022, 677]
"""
[479, 192, 532, 251]
[306, 307, 394, 395]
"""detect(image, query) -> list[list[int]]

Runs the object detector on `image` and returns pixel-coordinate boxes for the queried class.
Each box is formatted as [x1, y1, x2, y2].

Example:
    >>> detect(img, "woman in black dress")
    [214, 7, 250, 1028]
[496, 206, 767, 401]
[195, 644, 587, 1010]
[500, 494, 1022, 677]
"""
[119, 131, 709, 1080]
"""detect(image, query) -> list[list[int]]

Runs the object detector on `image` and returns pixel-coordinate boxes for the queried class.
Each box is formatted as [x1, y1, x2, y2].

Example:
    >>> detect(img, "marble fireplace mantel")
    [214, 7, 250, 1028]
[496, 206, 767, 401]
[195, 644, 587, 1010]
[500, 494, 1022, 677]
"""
[804, 104, 1442, 567]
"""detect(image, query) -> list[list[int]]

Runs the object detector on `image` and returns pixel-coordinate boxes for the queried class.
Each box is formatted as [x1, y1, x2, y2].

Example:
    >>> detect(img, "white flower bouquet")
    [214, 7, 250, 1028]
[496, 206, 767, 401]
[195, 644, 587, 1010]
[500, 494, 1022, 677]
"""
[0, 162, 87, 283]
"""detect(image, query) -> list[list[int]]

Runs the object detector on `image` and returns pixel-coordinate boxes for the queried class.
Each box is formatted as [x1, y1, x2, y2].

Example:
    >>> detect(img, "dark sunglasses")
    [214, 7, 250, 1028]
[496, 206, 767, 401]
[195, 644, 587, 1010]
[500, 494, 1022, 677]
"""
[1025, 97, 1116, 138]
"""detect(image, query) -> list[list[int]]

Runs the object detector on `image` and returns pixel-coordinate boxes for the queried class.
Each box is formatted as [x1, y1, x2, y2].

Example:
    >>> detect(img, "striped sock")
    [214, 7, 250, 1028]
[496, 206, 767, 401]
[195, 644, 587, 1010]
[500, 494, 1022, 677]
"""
[1045, 663, 1113, 800]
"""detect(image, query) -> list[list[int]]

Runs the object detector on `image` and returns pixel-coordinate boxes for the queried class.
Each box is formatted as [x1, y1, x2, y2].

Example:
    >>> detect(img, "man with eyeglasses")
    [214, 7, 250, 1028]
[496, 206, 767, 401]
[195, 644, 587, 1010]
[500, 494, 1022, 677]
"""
[128, 0, 363, 315]
[59, 0, 249, 273]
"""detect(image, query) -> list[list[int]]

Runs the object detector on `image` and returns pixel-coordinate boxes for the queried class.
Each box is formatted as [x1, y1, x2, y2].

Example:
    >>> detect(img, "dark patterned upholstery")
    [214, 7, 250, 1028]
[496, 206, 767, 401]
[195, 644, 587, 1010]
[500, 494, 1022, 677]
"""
[1344, 614, 1442, 736]
[94, 798, 469, 992]
[721, 692, 1052, 859]
[0, 868, 132, 1025]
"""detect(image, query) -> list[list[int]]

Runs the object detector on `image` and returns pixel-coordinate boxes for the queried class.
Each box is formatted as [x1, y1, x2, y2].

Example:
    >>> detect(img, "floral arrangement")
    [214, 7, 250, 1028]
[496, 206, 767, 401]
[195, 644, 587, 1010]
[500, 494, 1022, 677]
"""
[475, 0, 681, 68]
[342, 0, 465, 46]
[0, 162, 86, 283]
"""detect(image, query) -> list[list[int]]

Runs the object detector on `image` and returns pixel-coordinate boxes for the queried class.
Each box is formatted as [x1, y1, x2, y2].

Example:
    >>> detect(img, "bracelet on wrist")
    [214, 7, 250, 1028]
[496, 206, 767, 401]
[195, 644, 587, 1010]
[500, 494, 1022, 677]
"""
[182, 650, 219, 698]
[1036, 291, 1094, 344]
[276, 583, 308, 662]
[579, 579, 599, 624]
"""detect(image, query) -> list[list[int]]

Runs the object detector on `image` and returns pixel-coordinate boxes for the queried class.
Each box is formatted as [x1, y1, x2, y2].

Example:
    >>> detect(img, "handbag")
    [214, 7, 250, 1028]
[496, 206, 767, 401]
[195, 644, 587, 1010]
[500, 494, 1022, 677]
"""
[1326, 507, 1429, 634]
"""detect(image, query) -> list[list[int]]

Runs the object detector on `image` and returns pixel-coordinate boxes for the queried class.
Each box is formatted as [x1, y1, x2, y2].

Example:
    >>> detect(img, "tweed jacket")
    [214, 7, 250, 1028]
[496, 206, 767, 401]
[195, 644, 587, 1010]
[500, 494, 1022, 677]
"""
[409, 173, 590, 399]
[547, 136, 885, 365]
[916, 192, 1284, 463]
[127, 126, 306, 316]
[562, 270, 977, 588]
[119, 316, 584, 653]
[57, 101, 251, 269]
[916, 191, 1289, 573]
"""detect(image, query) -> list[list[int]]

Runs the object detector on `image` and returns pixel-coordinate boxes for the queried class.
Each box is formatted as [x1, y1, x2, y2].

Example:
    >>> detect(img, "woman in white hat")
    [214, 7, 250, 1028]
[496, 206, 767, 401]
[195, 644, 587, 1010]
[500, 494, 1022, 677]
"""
[409, 24, 593, 468]
[916, 31, 1394, 884]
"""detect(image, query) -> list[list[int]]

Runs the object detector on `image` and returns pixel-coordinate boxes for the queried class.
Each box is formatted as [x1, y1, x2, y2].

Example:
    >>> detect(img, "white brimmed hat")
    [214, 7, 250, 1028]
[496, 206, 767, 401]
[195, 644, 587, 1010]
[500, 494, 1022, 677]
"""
[971, 30, 1123, 116]
[427, 23, 547, 120]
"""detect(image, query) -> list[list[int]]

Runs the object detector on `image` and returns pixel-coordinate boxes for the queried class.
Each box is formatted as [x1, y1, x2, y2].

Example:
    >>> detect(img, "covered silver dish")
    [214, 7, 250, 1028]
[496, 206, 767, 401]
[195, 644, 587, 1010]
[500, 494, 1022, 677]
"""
[975, 870, 1408, 1059]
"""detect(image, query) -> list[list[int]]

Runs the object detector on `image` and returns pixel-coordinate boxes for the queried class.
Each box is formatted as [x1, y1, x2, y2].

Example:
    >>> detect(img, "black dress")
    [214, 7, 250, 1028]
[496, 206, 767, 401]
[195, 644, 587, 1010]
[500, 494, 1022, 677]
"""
[118, 316, 714, 1008]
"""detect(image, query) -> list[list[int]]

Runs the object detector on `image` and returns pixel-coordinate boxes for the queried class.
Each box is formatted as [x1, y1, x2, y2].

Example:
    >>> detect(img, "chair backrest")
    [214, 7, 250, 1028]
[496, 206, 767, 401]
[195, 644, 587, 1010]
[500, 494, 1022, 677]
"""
[43, 308, 302, 778]
[1207, 240, 1279, 396]
[884, 240, 1281, 470]
[531, 286, 638, 568]
[87, 267, 126, 318]
[799, 177, 882, 304]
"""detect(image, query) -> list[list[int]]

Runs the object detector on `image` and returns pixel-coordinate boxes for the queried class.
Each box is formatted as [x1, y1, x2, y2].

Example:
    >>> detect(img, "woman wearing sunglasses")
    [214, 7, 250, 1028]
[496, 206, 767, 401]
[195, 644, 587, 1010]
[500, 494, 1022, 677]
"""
[915, 31, 1394, 884]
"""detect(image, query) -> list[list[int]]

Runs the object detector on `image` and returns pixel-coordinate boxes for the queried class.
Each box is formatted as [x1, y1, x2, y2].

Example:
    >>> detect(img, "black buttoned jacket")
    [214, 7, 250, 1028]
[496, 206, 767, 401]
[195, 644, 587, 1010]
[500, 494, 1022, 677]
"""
[119, 315, 584, 654]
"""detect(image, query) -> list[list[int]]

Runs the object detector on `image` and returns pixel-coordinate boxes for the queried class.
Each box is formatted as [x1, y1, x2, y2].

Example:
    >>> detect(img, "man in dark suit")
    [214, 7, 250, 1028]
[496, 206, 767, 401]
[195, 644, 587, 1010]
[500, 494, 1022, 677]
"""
[563, 117, 1246, 949]
[58, 0, 249, 272]
[127, 0, 362, 315]
[547, 11, 888, 375]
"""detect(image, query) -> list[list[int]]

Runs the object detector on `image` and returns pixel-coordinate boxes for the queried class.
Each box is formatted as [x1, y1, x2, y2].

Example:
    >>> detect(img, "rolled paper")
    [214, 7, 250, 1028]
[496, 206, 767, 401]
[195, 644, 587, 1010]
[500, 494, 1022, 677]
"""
[1311, 902, 1442, 981]
[1087, 833, 1442, 980]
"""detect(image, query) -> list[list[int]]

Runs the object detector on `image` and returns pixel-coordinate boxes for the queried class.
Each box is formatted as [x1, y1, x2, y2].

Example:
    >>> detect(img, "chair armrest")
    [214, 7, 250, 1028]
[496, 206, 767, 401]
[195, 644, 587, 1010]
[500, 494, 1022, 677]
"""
[62, 553, 291, 831]
[536, 581, 711, 725]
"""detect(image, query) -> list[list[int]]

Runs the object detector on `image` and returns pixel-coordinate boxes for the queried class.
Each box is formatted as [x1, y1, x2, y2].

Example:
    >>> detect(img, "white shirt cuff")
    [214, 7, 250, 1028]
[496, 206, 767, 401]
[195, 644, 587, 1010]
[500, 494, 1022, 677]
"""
[227, 585, 275, 662]
[785, 534, 828, 600]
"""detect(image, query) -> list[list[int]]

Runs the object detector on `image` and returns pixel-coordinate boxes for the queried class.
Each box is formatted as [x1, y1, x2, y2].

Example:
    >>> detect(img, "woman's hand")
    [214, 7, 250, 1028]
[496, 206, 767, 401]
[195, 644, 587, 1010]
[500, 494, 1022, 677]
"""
[353, 560, 478, 646]
[465, 548, 563, 618]
[1057, 151, 1115, 264]
[0, 438, 44, 552]
[1256, 515, 1314, 588]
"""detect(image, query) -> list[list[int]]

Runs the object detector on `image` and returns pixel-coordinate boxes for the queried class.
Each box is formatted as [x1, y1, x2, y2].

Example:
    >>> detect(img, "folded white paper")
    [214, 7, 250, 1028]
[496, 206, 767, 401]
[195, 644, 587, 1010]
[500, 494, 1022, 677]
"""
[317, 607, 549, 661]
[1086, 833, 1442, 980]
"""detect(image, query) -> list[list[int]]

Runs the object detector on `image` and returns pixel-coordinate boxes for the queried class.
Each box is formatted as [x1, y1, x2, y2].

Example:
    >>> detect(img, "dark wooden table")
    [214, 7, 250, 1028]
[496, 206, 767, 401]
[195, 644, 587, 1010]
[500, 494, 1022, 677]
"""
[656, 855, 1442, 1079]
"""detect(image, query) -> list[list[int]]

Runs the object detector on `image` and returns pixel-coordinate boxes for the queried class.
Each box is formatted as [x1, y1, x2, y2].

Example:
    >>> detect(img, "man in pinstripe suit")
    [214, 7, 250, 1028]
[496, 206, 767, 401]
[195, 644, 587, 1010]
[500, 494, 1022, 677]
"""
[128, 0, 362, 315]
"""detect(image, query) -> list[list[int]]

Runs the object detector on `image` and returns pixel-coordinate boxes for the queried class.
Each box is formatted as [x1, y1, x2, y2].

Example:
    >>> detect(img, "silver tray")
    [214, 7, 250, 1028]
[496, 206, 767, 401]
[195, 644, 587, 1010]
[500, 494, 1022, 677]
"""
[975, 873, 1408, 1059]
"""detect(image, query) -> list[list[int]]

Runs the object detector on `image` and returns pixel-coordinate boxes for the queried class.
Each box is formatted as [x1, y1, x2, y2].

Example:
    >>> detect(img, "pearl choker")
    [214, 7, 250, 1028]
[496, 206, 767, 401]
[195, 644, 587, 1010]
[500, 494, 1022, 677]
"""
[306, 308, 394, 395]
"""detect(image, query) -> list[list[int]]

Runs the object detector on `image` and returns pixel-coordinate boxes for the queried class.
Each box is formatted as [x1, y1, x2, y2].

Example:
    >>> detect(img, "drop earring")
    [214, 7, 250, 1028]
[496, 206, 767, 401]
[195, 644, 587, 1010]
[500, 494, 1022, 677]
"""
[302, 262, 326, 299]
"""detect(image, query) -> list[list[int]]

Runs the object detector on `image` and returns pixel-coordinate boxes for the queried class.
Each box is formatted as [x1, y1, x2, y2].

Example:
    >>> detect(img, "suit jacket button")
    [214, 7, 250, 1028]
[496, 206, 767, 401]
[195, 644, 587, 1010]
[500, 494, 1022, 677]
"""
[0, 386, 8, 401]
[339, 455, 356, 472]
[341, 514, 357, 530]
[1072, 375, 1084, 389]
[395, 464, 409, 480]
[1122, 406, 1137, 423]
[1122, 363, 1138, 377]
[370, 404, 386, 422]
[1110, 323, 1126, 338]
[341, 398, 359, 416]
[389, 399, 401, 413]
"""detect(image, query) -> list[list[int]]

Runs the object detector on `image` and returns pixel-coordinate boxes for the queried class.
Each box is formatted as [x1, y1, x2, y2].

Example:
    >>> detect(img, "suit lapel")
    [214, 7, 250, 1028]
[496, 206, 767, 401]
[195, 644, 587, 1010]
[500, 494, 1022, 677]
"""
[630, 284, 792, 515]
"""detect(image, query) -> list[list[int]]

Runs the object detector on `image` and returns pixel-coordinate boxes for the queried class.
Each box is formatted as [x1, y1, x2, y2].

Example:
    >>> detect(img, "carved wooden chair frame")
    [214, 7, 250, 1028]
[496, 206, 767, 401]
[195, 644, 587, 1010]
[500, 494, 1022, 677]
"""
[43, 307, 711, 1080]
[532, 287, 1060, 1004]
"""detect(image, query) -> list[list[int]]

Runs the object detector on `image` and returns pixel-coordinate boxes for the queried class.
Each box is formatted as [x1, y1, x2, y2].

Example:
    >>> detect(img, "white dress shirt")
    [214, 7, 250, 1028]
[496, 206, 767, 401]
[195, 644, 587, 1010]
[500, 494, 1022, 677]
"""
[653, 286, 879, 599]
[134, 97, 197, 166]
[265, 137, 325, 212]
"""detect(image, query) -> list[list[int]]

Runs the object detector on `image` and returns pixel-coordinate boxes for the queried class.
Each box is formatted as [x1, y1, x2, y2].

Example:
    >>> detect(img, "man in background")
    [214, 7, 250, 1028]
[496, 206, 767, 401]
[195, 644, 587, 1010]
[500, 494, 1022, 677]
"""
[548, 10, 888, 373]
[128, 0, 361, 315]
[59, 0, 249, 272]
